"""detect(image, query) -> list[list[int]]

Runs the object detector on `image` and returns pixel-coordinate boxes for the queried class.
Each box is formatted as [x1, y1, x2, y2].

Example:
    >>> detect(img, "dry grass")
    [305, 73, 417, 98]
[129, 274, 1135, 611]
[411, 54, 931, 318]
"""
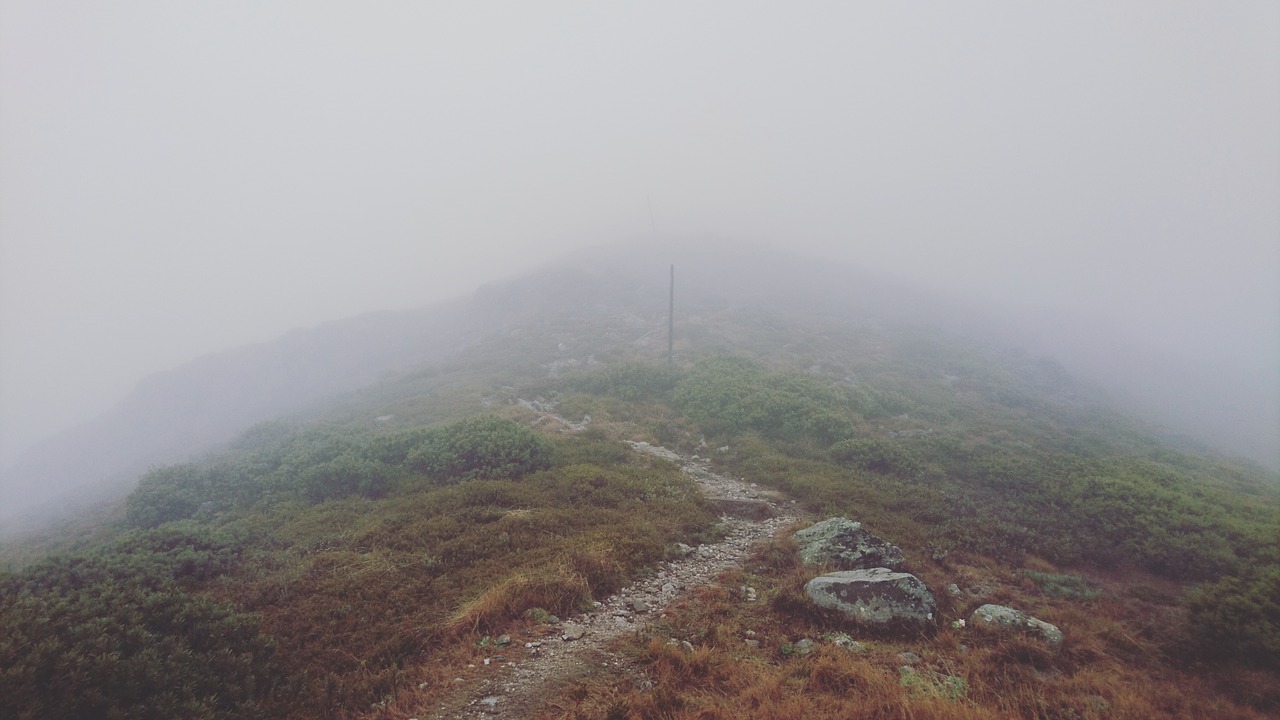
[445, 568, 591, 635]
[531, 534, 1278, 720]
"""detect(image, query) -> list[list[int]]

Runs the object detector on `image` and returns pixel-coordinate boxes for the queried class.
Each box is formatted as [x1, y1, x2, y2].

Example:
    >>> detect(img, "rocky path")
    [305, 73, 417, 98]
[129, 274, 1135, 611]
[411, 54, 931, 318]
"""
[422, 442, 801, 719]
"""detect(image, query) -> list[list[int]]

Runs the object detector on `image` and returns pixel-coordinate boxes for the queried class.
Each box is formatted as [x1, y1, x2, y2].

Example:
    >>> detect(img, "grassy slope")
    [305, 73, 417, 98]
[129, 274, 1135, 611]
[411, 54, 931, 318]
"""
[2, 294, 1278, 719]
[526, 309, 1280, 719]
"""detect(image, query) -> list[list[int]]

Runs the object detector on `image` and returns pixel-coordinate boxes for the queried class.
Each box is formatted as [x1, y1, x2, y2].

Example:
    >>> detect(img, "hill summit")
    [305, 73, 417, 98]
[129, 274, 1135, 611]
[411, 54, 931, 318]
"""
[2, 241, 1277, 719]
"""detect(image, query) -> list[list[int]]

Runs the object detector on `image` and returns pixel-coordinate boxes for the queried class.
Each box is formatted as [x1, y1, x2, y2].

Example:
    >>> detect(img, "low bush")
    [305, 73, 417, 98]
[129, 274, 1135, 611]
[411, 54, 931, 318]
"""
[0, 527, 276, 720]
[406, 416, 554, 482]
[673, 356, 856, 446]
[830, 438, 924, 478]
[1187, 568, 1280, 667]
[1018, 570, 1100, 601]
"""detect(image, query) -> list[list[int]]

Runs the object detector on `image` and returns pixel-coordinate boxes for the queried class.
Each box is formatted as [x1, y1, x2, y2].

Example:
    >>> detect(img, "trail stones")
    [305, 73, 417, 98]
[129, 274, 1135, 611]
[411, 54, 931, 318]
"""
[712, 497, 776, 520]
[805, 569, 937, 627]
[969, 604, 1063, 647]
[560, 623, 586, 641]
[794, 517, 905, 570]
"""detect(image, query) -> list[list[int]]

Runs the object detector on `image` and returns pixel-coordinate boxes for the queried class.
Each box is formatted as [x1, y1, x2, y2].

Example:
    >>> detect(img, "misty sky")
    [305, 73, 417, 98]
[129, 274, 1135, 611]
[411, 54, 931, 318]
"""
[2, 2, 1278, 468]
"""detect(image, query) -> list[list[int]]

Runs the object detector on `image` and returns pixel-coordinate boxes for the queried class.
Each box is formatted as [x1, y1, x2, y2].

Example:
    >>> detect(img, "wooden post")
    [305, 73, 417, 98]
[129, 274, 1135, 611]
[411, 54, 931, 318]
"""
[668, 264, 674, 364]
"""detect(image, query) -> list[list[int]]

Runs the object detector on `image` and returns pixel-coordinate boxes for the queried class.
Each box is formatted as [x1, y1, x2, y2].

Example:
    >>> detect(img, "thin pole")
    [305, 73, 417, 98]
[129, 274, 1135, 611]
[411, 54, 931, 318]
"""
[668, 264, 674, 364]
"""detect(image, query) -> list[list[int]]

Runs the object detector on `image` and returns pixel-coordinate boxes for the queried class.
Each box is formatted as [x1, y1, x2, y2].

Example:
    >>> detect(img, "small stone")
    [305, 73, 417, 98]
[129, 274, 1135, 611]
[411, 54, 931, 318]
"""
[744, 629, 757, 638]
[561, 623, 587, 641]
[631, 599, 650, 613]
[947, 583, 963, 598]
[970, 604, 1063, 647]
[495, 634, 512, 647]
[681, 641, 695, 653]
[662, 583, 676, 593]
[483, 658, 491, 665]
[899, 651, 921, 664]
[793, 638, 815, 655]
[745, 639, 760, 648]
[547, 615, 560, 624]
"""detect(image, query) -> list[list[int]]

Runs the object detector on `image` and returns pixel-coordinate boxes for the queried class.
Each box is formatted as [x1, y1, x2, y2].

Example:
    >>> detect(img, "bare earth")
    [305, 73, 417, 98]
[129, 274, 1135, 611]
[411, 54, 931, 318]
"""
[421, 442, 802, 719]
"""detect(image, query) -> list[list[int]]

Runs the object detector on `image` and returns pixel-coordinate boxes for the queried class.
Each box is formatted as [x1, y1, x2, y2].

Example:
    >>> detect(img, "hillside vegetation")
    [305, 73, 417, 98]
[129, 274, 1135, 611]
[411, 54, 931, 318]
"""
[3, 281, 1278, 719]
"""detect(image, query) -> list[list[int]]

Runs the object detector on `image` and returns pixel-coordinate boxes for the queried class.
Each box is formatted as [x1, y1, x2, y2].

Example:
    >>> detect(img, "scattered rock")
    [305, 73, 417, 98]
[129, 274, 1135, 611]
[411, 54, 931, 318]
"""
[969, 604, 1063, 647]
[792, 638, 815, 656]
[681, 641, 695, 653]
[560, 624, 587, 641]
[899, 651, 921, 664]
[630, 599, 649, 613]
[712, 497, 776, 520]
[947, 583, 963, 598]
[794, 517, 905, 570]
[495, 634, 511, 647]
[744, 639, 760, 649]
[825, 631, 867, 653]
[805, 568, 937, 627]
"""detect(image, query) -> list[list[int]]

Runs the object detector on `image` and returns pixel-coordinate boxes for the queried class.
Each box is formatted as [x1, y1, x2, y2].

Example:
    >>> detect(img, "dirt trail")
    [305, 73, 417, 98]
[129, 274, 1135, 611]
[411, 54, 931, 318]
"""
[422, 442, 802, 719]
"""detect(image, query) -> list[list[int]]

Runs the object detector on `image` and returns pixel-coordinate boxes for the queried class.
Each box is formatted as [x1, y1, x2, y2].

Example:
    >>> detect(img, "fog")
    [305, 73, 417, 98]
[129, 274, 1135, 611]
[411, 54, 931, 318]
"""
[2, 2, 1277, 471]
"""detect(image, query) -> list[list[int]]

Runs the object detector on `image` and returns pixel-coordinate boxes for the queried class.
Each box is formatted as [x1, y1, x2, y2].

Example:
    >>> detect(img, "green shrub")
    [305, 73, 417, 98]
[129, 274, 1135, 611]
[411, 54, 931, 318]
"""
[672, 357, 855, 445]
[0, 528, 275, 719]
[301, 454, 396, 503]
[406, 416, 554, 482]
[830, 438, 923, 478]
[125, 464, 206, 528]
[1187, 568, 1280, 667]
[1018, 569, 1100, 600]
[573, 361, 681, 401]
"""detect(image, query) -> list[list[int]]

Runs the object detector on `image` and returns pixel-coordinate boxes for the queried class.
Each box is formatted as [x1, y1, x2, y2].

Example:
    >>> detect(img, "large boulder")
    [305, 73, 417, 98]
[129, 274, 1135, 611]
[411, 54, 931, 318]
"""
[969, 604, 1063, 648]
[794, 517, 905, 570]
[805, 569, 937, 627]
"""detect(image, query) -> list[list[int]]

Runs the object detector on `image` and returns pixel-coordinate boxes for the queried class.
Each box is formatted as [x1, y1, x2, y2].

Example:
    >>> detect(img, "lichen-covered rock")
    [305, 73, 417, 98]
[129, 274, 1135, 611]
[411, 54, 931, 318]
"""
[969, 604, 1063, 647]
[794, 517, 905, 570]
[805, 568, 937, 627]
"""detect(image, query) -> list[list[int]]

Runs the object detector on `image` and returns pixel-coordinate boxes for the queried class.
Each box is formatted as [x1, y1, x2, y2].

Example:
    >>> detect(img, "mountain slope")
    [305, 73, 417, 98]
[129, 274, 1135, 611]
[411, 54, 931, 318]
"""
[2, 242, 1278, 719]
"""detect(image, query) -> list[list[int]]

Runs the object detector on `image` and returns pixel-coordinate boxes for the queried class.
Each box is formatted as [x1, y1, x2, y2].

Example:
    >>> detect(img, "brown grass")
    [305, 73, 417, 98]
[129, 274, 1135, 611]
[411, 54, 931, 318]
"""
[528, 533, 1278, 720]
[444, 568, 591, 635]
